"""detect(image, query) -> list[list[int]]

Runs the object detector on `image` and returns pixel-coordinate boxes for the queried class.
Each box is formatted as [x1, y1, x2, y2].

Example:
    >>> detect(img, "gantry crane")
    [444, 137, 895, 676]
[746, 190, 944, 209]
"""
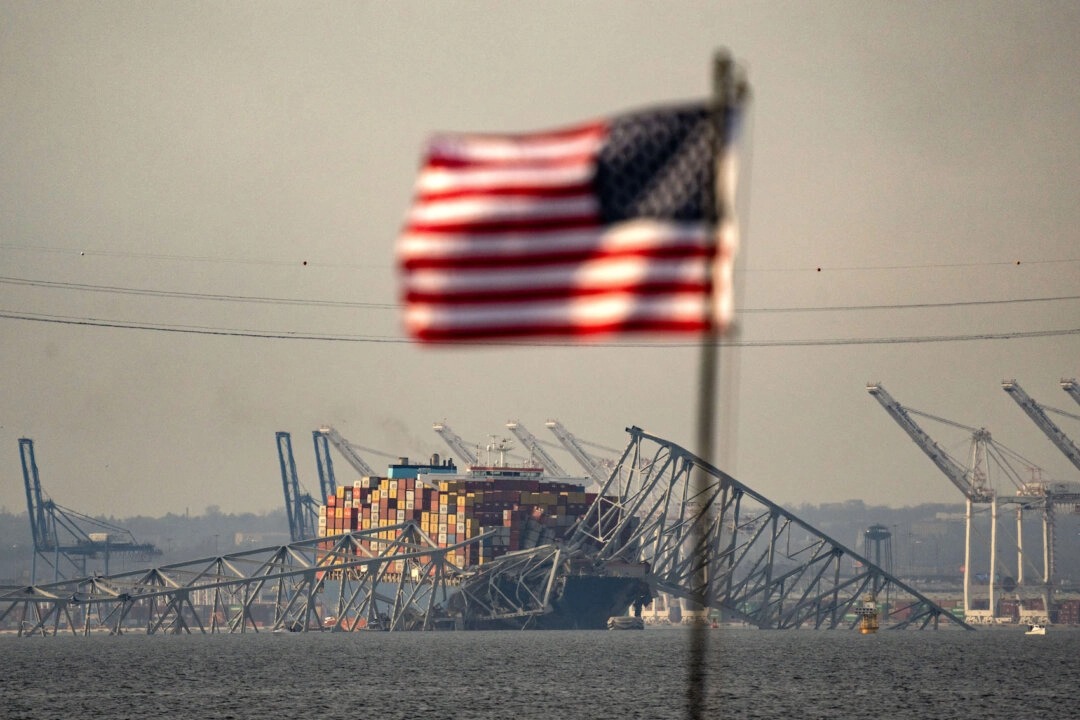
[276, 432, 318, 542]
[1002, 380, 1080, 473]
[311, 430, 337, 504]
[866, 384, 994, 503]
[432, 422, 478, 467]
[1063, 378, 1080, 409]
[1002, 381, 1080, 614]
[544, 420, 610, 486]
[866, 384, 1052, 623]
[317, 426, 377, 477]
[19, 438, 159, 583]
[505, 421, 570, 477]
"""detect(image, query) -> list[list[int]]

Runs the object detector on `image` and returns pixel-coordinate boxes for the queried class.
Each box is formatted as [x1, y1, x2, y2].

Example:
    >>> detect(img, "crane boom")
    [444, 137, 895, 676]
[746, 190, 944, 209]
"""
[311, 430, 337, 504]
[276, 432, 315, 542]
[432, 422, 478, 466]
[18, 438, 159, 581]
[544, 420, 608, 486]
[866, 384, 992, 501]
[1003, 380, 1080, 473]
[1063, 378, 1080, 409]
[317, 426, 377, 477]
[19, 438, 52, 550]
[505, 421, 570, 477]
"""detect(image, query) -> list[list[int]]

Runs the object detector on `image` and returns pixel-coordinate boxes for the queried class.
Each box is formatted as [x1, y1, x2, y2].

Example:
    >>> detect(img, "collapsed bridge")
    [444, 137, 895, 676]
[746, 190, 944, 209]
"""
[1, 428, 969, 635]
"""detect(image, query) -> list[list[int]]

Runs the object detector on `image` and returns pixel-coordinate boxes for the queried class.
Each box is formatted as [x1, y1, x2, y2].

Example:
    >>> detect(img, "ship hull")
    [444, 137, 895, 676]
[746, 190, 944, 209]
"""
[462, 574, 651, 630]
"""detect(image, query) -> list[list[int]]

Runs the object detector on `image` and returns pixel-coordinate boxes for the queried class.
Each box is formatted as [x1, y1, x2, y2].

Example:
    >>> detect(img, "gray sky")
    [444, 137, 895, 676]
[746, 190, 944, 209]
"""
[2, 1, 1078, 519]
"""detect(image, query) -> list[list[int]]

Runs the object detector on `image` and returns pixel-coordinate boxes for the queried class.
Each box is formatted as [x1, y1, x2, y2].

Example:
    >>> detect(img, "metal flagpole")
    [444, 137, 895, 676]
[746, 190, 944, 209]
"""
[687, 49, 746, 720]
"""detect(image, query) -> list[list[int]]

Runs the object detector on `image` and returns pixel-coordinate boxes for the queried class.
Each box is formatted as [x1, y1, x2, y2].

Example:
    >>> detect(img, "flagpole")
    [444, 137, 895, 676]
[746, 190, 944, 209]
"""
[688, 49, 744, 720]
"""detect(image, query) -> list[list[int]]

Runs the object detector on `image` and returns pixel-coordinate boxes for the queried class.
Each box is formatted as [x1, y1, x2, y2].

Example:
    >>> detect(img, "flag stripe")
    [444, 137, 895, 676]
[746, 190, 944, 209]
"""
[425, 123, 607, 163]
[402, 245, 712, 272]
[407, 194, 599, 226]
[406, 292, 711, 341]
[405, 281, 712, 305]
[400, 220, 712, 262]
[418, 158, 596, 197]
[416, 183, 595, 203]
[406, 253, 713, 299]
[405, 215, 602, 235]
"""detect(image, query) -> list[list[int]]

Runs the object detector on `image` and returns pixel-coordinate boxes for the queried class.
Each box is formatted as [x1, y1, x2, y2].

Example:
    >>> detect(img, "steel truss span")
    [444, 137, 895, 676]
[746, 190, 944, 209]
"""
[2, 428, 969, 635]
[565, 427, 971, 631]
[0, 523, 485, 636]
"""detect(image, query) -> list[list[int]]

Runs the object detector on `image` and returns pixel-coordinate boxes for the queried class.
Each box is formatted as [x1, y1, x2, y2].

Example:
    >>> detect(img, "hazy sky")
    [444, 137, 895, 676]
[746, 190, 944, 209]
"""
[2, 1, 1078, 520]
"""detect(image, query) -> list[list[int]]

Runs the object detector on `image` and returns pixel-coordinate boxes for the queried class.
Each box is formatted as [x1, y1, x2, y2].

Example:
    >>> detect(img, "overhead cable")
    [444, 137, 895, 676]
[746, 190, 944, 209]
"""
[2, 309, 1078, 348]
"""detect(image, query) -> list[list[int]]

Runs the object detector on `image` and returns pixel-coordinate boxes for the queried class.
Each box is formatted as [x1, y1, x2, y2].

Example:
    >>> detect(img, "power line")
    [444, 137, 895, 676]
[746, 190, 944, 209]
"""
[750, 258, 1080, 272]
[0, 310, 399, 343]
[3, 275, 1077, 314]
[0, 242, 389, 270]
[0, 276, 396, 309]
[3, 241, 1077, 272]
[2, 309, 1078, 348]
[742, 295, 1080, 313]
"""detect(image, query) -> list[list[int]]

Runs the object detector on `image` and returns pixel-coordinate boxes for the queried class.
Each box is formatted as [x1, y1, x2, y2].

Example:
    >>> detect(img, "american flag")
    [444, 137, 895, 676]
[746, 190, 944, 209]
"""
[397, 104, 739, 342]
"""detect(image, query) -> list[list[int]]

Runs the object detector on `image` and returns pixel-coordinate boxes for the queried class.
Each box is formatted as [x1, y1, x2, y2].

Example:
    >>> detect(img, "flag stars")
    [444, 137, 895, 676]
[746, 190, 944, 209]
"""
[595, 108, 717, 224]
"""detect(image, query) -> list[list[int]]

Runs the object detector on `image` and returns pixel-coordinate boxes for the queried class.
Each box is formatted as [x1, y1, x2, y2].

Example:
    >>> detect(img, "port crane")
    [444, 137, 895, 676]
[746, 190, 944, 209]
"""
[866, 384, 995, 502]
[544, 419, 611, 486]
[432, 422, 478, 467]
[317, 426, 377, 477]
[505, 421, 570, 477]
[1063, 378, 1080, 408]
[276, 432, 318, 542]
[1001, 380, 1080, 612]
[311, 430, 337, 504]
[18, 438, 159, 583]
[868, 383, 1053, 624]
[1002, 380, 1080, 473]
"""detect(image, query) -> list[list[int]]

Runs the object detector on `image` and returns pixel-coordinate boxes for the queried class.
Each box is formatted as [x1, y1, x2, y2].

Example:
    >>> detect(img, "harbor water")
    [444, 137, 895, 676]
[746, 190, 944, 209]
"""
[1, 626, 1076, 719]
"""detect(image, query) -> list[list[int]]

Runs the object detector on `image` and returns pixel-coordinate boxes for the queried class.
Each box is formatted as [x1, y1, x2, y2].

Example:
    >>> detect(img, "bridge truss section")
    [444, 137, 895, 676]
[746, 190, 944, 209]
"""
[566, 426, 971, 631]
[3, 427, 971, 635]
[447, 545, 563, 628]
[0, 522, 484, 637]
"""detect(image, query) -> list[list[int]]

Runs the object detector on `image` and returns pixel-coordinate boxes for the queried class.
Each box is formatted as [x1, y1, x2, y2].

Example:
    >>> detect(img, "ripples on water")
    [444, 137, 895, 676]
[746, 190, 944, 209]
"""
[1, 627, 1076, 720]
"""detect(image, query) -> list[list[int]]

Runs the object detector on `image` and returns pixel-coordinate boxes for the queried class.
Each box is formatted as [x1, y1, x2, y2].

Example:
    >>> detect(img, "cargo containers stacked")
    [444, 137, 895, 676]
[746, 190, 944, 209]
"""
[1054, 598, 1080, 625]
[317, 476, 430, 574]
[317, 465, 606, 571]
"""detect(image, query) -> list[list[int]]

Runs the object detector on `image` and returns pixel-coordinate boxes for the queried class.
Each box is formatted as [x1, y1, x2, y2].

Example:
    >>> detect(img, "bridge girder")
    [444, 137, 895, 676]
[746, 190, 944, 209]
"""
[0, 522, 483, 636]
[565, 426, 970, 631]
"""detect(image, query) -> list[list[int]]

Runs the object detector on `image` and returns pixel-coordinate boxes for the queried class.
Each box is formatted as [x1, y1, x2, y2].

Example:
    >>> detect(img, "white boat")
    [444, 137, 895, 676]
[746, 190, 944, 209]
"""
[1025, 623, 1046, 635]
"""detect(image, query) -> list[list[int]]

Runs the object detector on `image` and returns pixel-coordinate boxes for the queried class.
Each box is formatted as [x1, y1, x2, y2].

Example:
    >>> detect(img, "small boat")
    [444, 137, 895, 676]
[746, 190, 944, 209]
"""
[1025, 624, 1046, 635]
[607, 615, 645, 630]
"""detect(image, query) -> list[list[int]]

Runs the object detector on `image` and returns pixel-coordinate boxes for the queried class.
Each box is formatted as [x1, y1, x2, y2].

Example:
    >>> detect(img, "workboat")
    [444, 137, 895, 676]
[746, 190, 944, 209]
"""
[607, 615, 646, 630]
[1025, 624, 1047, 635]
[854, 594, 879, 634]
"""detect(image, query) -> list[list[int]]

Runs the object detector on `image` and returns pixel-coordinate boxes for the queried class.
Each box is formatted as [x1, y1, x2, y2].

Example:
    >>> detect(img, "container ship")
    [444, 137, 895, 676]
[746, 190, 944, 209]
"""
[316, 451, 651, 629]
